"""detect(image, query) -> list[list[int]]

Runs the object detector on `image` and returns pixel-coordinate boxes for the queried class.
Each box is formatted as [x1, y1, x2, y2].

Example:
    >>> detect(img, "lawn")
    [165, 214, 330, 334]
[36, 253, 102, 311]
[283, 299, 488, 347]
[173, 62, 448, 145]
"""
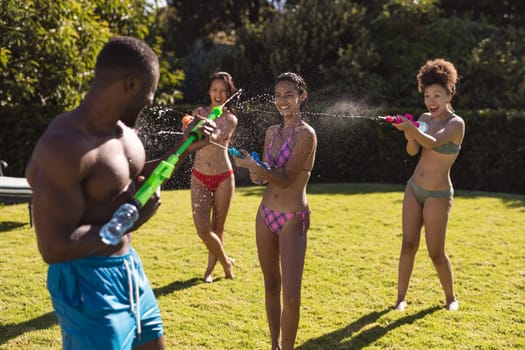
[0, 183, 523, 349]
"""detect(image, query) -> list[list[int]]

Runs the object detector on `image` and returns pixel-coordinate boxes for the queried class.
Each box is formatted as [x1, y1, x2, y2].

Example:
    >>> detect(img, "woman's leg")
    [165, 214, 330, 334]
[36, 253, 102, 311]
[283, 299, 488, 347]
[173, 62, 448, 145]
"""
[397, 184, 423, 309]
[204, 175, 235, 282]
[423, 196, 457, 309]
[279, 216, 307, 350]
[191, 179, 233, 280]
[256, 208, 281, 350]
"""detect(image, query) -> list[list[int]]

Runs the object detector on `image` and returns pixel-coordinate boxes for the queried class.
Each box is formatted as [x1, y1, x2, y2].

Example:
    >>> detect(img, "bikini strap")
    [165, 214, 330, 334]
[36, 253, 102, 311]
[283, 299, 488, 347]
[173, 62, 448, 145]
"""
[266, 129, 279, 165]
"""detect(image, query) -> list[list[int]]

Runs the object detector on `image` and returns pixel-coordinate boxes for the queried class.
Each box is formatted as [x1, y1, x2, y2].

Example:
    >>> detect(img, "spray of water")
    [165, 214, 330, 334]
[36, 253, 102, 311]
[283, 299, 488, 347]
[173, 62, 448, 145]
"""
[137, 90, 395, 188]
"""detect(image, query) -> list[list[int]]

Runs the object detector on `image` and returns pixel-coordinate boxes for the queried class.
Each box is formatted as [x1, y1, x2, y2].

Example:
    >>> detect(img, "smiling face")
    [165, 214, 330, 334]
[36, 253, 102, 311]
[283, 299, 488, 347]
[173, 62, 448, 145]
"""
[274, 80, 305, 117]
[423, 83, 451, 118]
[208, 79, 229, 107]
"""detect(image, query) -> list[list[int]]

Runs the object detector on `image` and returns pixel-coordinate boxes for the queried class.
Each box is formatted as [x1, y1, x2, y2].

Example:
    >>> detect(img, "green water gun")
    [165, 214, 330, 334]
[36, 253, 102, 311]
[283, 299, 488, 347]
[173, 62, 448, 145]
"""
[100, 89, 242, 245]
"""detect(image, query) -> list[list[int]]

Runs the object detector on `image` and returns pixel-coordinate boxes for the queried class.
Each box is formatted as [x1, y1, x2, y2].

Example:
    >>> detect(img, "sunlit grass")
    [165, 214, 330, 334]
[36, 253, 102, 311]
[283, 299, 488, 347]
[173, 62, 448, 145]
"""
[0, 183, 524, 349]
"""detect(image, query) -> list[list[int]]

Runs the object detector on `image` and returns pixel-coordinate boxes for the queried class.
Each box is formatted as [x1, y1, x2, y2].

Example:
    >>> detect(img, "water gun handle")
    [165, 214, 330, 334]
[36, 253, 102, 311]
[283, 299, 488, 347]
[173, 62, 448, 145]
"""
[133, 160, 175, 206]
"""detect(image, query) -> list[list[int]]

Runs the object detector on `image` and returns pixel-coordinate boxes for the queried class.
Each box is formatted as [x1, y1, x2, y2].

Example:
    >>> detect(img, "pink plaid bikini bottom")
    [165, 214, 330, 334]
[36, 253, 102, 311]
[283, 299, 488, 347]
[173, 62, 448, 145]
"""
[260, 204, 310, 236]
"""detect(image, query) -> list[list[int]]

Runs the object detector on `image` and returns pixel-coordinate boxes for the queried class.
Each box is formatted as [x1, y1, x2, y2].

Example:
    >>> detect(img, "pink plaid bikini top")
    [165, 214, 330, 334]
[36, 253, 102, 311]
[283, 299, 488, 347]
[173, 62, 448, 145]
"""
[266, 129, 293, 168]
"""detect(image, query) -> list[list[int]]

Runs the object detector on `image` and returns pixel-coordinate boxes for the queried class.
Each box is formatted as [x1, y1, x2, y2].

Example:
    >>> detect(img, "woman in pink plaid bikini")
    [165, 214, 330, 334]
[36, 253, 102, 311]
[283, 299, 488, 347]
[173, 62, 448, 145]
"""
[234, 72, 317, 350]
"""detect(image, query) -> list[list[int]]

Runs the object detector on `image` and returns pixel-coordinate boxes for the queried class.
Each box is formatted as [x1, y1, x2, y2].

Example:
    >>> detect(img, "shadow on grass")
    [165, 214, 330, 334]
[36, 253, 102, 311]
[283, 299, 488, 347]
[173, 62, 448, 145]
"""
[237, 183, 525, 209]
[456, 190, 525, 209]
[0, 311, 57, 346]
[154, 277, 201, 297]
[0, 221, 27, 232]
[237, 182, 404, 197]
[307, 182, 404, 195]
[297, 306, 440, 350]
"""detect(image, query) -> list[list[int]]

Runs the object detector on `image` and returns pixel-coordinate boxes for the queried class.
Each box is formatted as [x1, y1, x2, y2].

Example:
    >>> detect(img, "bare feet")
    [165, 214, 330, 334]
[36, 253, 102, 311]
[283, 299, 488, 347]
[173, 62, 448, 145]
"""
[203, 269, 213, 283]
[446, 299, 459, 311]
[224, 257, 235, 279]
[395, 300, 407, 311]
[204, 252, 217, 283]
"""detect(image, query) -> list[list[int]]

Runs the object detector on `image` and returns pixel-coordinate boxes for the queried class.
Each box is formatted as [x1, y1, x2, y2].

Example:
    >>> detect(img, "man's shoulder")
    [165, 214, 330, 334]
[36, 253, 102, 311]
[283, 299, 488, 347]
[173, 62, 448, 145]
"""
[35, 113, 96, 168]
[41, 115, 87, 149]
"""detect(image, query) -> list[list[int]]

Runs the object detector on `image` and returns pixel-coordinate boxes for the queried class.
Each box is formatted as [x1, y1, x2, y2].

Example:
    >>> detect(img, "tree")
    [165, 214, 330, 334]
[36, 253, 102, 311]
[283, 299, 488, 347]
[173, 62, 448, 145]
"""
[439, 0, 525, 26]
[0, 0, 163, 175]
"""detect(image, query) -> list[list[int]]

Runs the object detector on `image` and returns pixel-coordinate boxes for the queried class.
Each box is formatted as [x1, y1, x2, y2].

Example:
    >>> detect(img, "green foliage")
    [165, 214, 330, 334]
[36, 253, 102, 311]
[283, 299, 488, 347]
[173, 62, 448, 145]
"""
[440, 0, 525, 27]
[161, 0, 276, 53]
[213, 0, 525, 111]
[0, 0, 111, 109]
[220, 0, 371, 94]
[2, 0, 524, 194]
[0, 0, 176, 176]
[453, 109, 525, 193]
[0, 0, 110, 175]
[309, 109, 525, 195]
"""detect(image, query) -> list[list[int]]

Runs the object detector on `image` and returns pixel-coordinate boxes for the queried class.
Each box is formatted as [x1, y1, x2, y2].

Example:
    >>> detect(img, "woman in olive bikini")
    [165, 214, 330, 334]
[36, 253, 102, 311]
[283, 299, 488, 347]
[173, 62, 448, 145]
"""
[392, 59, 465, 312]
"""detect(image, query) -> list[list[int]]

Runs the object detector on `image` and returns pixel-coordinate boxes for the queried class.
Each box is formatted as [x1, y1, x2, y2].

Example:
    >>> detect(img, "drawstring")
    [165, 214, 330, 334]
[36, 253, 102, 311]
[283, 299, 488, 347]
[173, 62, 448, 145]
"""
[124, 256, 142, 336]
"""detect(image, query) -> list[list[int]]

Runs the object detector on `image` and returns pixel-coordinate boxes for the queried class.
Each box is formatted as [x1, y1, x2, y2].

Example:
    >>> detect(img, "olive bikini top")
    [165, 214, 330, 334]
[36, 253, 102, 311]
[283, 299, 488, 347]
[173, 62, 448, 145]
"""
[425, 114, 461, 154]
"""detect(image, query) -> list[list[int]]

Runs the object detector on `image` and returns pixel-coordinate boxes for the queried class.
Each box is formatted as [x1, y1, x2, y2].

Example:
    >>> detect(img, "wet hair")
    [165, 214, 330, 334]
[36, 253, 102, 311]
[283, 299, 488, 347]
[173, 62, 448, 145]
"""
[95, 36, 159, 84]
[416, 58, 459, 96]
[275, 72, 308, 110]
[207, 71, 237, 111]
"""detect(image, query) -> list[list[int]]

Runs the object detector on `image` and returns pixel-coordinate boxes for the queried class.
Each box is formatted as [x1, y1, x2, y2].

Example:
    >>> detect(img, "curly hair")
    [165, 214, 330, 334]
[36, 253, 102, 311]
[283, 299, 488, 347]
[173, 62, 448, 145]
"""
[416, 58, 459, 96]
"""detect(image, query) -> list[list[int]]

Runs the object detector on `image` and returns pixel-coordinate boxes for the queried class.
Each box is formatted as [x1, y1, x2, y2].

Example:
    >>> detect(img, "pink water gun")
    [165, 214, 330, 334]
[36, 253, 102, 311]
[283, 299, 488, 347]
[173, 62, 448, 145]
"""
[381, 113, 428, 132]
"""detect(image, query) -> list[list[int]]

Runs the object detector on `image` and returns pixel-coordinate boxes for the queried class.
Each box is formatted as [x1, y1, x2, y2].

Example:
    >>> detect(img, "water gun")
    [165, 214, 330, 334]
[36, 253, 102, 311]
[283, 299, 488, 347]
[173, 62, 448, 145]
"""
[228, 147, 270, 170]
[381, 113, 428, 132]
[100, 90, 242, 245]
[380, 113, 428, 132]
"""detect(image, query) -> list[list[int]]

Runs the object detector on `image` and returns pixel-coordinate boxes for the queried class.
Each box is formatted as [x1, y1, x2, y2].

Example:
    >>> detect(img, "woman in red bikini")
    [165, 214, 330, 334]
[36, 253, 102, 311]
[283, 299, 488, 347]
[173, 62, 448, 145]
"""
[234, 72, 317, 350]
[186, 72, 237, 282]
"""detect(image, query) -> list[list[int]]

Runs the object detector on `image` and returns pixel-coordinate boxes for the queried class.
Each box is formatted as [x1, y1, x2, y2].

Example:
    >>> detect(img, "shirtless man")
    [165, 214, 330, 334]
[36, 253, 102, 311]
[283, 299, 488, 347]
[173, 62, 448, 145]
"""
[25, 36, 214, 349]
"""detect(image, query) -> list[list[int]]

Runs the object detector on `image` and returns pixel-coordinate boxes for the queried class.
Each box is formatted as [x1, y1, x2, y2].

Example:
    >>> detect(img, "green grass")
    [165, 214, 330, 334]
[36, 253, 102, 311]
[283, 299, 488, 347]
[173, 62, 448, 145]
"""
[1, 183, 524, 349]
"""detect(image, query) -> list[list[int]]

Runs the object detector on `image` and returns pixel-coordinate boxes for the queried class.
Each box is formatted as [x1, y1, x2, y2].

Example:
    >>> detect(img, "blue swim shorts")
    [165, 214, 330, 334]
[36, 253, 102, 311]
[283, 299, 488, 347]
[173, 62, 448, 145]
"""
[47, 247, 163, 349]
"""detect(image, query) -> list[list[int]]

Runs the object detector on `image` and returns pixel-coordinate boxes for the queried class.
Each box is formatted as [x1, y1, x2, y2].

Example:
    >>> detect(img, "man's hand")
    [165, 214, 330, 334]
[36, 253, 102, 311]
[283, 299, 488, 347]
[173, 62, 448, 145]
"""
[185, 114, 217, 150]
[130, 176, 161, 231]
